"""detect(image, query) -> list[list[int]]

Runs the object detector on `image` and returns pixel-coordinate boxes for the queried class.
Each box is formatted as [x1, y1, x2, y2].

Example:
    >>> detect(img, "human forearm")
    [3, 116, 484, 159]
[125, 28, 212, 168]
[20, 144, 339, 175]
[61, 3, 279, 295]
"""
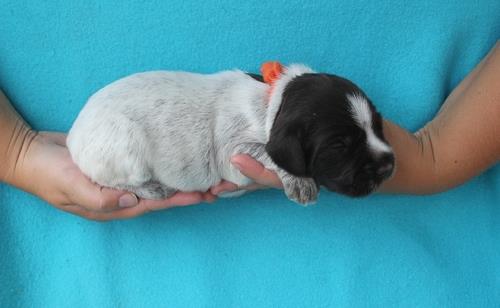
[380, 41, 500, 194]
[0, 90, 37, 187]
[378, 120, 460, 194]
[376, 121, 435, 194]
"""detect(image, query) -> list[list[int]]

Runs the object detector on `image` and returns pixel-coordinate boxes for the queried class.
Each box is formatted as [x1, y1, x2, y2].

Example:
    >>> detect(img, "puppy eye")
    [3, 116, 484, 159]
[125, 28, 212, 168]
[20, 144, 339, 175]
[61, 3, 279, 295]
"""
[330, 142, 345, 150]
[330, 137, 351, 150]
[342, 136, 353, 146]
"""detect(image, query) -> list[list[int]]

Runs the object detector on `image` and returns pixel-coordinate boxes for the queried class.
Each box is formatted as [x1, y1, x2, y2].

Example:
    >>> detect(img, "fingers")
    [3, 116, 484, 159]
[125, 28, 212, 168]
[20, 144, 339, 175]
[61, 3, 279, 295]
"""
[62, 191, 208, 221]
[32, 131, 215, 220]
[64, 169, 217, 219]
[62, 203, 148, 221]
[203, 191, 217, 203]
[210, 181, 239, 195]
[209, 153, 284, 196]
[64, 179, 214, 220]
[38, 131, 67, 146]
[211, 180, 268, 195]
[139, 191, 206, 210]
[239, 183, 268, 191]
[231, 154, 282, 188]
[68, 175, 132, 212]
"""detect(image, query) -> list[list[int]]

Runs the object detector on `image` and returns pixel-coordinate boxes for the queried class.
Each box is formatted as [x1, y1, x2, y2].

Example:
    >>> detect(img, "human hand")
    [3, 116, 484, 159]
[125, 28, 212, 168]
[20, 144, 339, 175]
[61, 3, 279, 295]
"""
[210, 154, 283, 195]
[6, 131, 215, 221]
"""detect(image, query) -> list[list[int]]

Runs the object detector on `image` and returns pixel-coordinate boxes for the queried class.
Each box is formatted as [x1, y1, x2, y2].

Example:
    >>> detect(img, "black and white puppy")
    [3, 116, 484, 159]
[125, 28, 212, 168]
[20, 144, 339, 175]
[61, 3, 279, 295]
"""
[67, 64, 394, 205]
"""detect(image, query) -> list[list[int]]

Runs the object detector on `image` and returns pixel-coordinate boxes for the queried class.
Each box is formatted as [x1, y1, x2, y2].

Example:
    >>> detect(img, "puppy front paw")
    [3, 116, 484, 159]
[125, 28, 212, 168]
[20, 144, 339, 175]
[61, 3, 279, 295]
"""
[281, 175, 318, 205]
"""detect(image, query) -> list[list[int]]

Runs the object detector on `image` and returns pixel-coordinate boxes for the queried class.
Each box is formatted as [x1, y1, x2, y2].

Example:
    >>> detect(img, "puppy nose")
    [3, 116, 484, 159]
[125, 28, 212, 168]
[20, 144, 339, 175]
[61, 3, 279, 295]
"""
[376, 154, 394, 179]
[376, 163, 394, 178]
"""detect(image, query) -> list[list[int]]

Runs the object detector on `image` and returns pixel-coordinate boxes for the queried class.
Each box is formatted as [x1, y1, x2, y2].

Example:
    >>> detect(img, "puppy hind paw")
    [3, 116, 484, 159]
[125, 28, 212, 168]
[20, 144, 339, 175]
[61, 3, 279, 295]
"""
[119, 181, 176, 200]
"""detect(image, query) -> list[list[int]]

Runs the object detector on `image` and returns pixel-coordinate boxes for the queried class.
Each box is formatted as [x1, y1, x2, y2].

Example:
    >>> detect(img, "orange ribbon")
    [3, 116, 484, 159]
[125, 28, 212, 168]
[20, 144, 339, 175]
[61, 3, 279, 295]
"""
[261, 61, 283, 99]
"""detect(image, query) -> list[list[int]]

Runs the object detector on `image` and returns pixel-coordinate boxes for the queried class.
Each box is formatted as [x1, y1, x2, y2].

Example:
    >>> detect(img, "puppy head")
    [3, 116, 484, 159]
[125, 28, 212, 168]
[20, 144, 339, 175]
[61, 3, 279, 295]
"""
[265, 66, 394, 197]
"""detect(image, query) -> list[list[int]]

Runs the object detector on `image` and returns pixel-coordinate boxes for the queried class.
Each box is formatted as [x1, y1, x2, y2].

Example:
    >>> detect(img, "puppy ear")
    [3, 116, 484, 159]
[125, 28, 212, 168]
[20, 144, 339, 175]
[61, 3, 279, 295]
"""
[265, 126, 307, 176]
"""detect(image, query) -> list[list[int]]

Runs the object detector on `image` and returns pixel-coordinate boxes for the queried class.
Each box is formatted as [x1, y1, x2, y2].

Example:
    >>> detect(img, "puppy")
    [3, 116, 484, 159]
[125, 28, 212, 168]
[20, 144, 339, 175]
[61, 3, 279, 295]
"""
[67, 63, 394, 205]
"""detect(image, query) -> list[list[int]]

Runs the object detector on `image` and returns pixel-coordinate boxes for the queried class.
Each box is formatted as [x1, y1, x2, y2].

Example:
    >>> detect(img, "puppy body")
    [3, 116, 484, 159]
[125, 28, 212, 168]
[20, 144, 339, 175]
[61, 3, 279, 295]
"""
[68, 66, 318, 204]
[68, 64, 394, 204]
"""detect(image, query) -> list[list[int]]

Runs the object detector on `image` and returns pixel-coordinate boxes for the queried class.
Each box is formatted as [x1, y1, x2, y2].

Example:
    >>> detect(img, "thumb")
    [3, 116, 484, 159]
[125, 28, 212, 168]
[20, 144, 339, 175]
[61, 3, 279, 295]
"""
[231, 154, 283, 188]
[67, 175, 138, 212]
[39, 131, 67, 146]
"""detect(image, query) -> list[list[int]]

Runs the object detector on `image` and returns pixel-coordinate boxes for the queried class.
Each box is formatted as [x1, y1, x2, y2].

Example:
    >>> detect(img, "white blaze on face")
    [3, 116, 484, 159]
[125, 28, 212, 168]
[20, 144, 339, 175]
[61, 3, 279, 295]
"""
[347, 93, 391, 154]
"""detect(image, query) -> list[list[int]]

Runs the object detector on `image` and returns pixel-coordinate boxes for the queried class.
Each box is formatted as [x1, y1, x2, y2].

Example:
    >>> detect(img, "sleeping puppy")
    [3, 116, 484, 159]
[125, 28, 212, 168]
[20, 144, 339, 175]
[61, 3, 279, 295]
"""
[67, 63, 394, 205]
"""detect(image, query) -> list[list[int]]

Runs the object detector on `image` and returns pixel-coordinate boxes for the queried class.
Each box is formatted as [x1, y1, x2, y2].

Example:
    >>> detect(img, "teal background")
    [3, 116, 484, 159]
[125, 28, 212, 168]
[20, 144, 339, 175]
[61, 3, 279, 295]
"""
[1, 1, 499, 307]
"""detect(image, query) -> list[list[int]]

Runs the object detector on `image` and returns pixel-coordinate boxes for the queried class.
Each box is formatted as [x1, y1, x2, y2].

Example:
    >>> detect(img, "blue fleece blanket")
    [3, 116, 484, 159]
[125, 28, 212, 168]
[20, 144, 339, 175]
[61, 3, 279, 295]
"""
[1, 1, 499, 307]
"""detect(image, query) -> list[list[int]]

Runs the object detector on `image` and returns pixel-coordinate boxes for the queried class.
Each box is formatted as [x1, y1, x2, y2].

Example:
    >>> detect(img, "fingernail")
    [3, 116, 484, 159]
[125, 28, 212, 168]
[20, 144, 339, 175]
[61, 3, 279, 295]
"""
[206, 198, 216, 204]
[119, 193, 138, 208]
[232, 162, 243, 170]
[215, 189, 227, 195]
